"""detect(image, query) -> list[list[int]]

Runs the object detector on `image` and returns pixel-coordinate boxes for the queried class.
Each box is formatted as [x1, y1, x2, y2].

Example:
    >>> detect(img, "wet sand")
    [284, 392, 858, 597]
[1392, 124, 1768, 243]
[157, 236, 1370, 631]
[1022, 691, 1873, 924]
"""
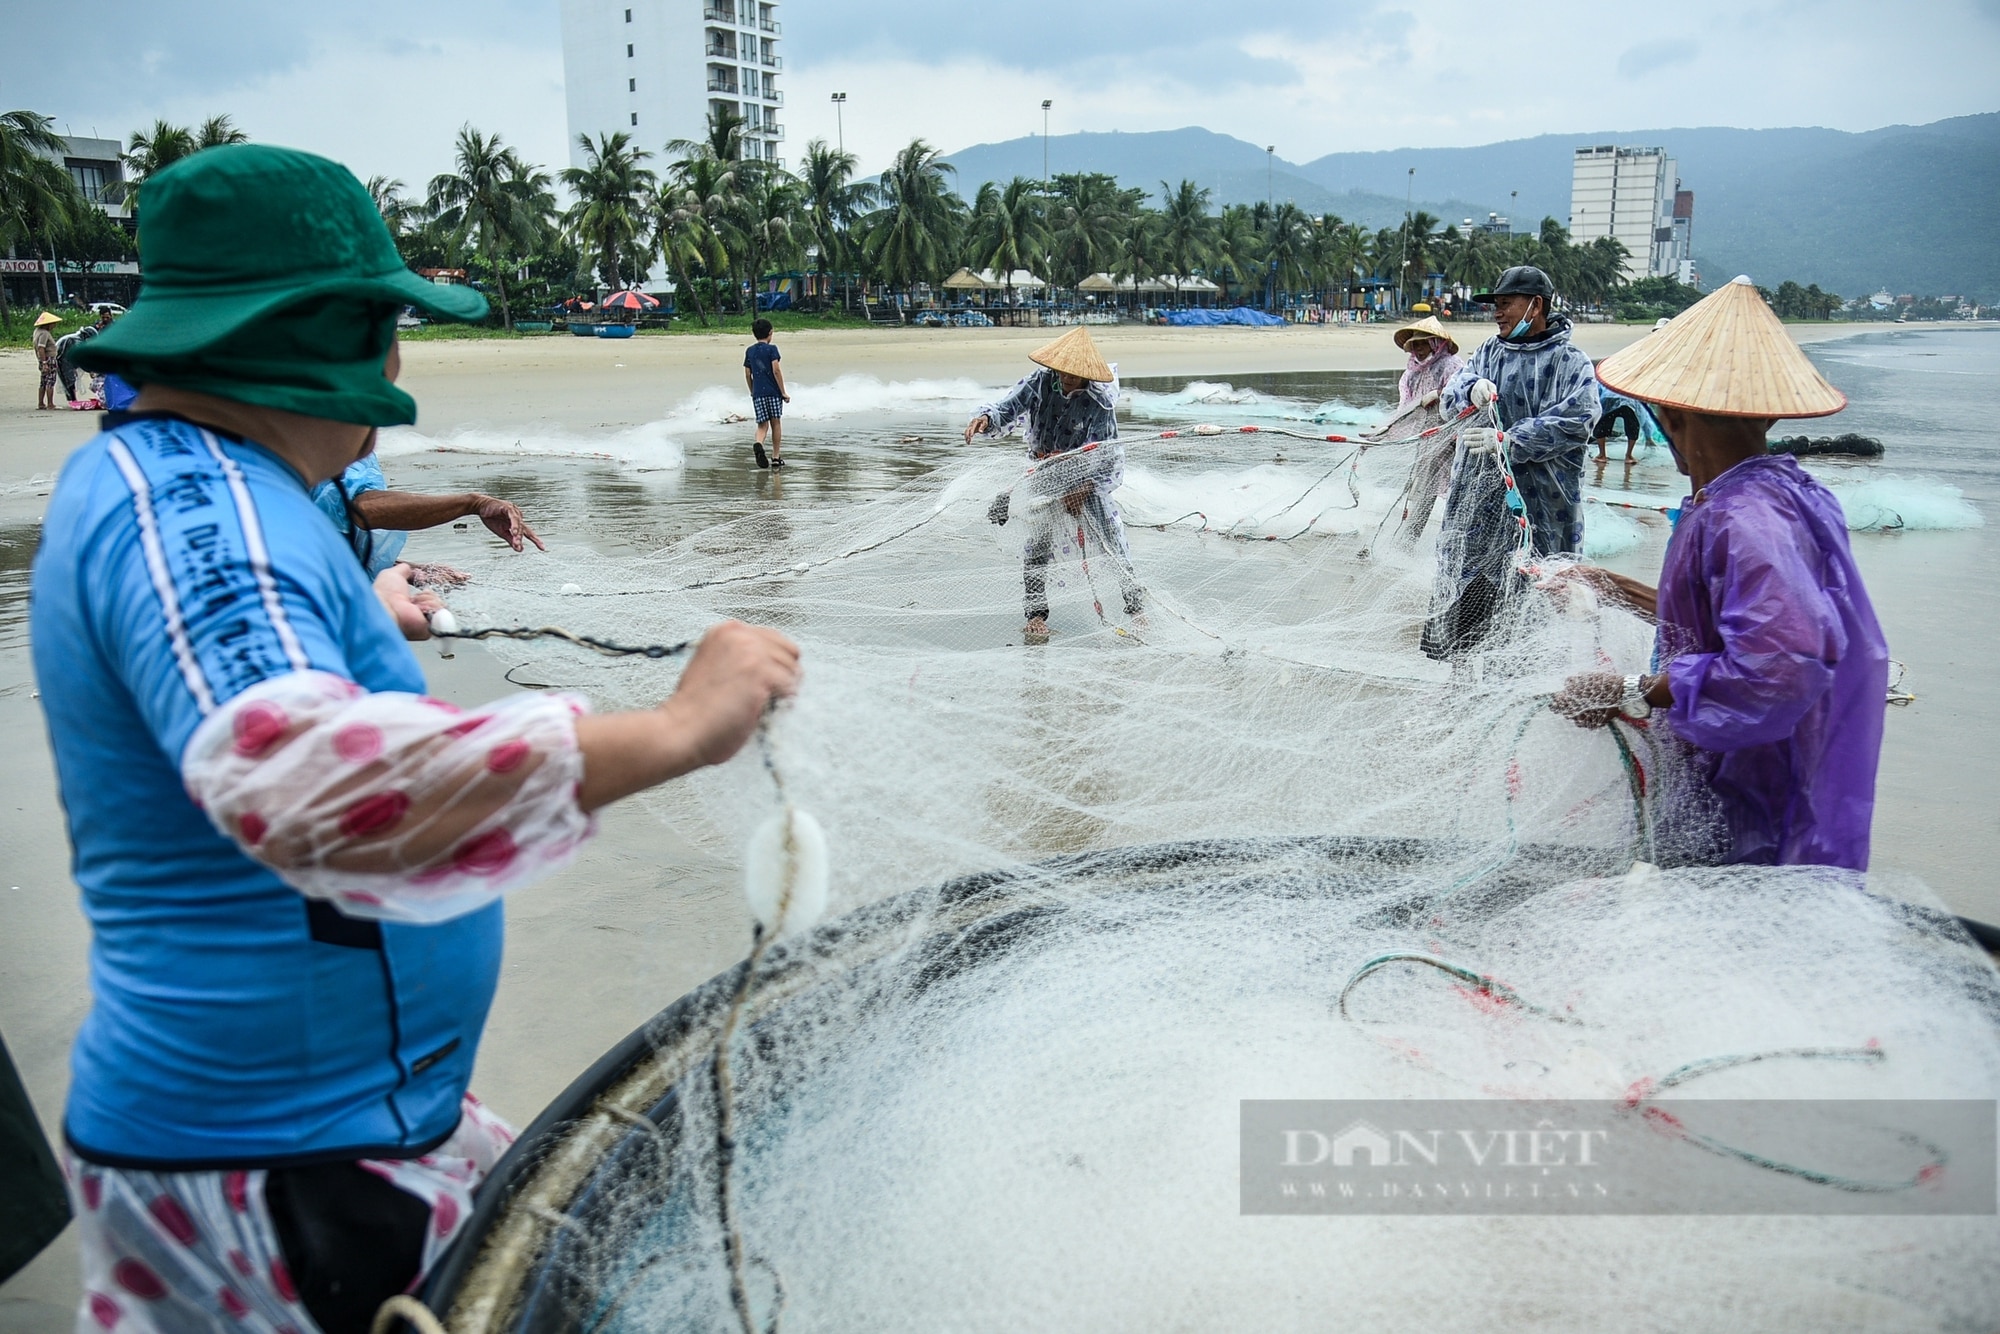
[0, 318, 1950, 1327]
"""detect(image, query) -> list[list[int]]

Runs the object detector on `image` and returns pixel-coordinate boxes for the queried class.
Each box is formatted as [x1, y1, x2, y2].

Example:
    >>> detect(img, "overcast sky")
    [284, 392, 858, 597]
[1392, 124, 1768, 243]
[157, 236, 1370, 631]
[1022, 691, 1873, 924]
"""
[4, 0, 1996, 188]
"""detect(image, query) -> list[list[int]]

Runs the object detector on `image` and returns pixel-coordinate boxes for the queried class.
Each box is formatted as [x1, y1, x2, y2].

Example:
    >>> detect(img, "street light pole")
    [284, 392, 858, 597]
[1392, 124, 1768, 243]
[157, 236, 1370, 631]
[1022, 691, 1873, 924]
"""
[1266, 145, 1274, 208]
[1399, 165, 1414, 313]
[1042, 100, 1052, 183]
[831, 92, 846, 155]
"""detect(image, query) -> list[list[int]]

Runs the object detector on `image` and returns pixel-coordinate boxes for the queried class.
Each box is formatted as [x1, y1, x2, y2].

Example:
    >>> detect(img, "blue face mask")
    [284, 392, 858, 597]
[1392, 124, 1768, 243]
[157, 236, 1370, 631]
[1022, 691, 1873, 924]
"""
[1509, 317, 1532, 339]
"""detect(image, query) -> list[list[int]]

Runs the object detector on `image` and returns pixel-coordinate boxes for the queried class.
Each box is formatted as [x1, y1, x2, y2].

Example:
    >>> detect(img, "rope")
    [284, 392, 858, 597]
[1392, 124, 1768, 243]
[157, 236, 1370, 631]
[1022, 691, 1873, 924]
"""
[370, 1295, 447, 1334]
[708, 711, 795, 1334]
[1625, 1045, 1949, 1193]
[1336, 950, 1583, 1026]
[433, 626, 693, 658]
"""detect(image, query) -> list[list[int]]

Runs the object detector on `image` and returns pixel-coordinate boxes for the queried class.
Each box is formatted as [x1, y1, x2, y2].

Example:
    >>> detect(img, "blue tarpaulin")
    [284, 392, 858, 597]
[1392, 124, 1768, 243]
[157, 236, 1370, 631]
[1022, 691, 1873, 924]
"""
[1162, 306, 1285, 327]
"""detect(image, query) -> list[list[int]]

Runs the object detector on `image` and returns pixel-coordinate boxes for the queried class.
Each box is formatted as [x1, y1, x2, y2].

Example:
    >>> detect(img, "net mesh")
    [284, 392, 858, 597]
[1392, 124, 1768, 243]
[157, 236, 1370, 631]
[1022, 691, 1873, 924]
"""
[418, 376, 2000, 1331]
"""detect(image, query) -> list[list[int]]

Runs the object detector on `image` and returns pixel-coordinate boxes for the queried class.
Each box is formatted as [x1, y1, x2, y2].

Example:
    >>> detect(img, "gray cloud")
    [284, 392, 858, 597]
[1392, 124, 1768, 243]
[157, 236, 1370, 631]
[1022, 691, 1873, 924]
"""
[1615, 38, 1702, 79]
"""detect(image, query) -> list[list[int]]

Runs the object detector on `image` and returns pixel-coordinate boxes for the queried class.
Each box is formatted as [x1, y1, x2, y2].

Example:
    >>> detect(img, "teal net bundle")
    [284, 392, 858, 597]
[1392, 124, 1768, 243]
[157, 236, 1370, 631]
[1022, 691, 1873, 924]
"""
[411, 376, 2000, 1332]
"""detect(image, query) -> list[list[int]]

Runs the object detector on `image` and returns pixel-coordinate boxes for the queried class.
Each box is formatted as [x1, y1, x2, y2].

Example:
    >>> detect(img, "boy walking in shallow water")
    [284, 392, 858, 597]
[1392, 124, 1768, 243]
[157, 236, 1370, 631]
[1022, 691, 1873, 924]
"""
[744, 317, 790, 468]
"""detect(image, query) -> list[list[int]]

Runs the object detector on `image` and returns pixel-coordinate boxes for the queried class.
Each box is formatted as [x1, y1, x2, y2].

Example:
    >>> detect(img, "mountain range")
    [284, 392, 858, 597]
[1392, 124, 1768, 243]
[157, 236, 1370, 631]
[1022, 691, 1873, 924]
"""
[940, 114, 2000, 300]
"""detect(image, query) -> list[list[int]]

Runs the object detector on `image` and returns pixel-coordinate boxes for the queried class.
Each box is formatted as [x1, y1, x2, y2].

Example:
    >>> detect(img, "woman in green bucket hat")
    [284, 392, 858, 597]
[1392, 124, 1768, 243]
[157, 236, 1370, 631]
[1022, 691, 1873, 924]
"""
[40, 144, 800, 1333]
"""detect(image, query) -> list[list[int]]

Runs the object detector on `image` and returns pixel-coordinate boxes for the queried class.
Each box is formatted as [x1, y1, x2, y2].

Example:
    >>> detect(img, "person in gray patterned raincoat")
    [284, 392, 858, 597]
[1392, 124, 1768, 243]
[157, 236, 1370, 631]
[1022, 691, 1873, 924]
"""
[966, 327, 1142, 640]
[1425, 265, 1600, 659]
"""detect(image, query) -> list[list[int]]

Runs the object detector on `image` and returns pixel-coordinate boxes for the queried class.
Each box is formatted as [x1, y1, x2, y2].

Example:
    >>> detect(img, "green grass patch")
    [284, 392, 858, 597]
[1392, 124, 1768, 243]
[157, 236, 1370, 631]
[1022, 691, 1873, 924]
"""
[0, 308, 99, 350]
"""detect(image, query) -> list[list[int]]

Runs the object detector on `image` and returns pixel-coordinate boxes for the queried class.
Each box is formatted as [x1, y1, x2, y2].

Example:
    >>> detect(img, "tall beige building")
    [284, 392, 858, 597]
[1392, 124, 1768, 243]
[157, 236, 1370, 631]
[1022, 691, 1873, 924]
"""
[1567, 145, 1681, 281]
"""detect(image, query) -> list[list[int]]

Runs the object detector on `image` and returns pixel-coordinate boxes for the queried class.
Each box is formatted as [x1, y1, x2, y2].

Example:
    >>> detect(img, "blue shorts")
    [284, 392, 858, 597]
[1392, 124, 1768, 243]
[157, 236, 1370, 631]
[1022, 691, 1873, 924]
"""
[753, 396, 784, 423]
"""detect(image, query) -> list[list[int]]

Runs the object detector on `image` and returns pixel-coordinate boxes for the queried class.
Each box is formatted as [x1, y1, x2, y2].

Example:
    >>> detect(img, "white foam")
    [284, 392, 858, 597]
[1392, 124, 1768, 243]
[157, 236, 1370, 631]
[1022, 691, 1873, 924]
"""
[378, 419, 687, 471]
[662, 374, 997, 430]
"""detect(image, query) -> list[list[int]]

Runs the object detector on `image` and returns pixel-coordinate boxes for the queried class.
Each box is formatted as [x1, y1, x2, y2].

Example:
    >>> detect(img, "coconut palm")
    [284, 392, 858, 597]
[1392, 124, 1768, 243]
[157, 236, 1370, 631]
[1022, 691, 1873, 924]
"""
[366, 175, 420, 239]
[1156, 179, 1213, 306]
[562, 131, 656, 289]
[654, 147, 739, 324]
[796, 138, 874, 311]
[1264, 202, 1313, 308]
[113, 115, 247, 213]
[428, 126, 552, 329]
[735, 166, 799, 324]
[1208, 205, 1265, 305]
[0, 109, 83, 328]
[1315, 217, 1368, 314]
[1112, 210, 1160, 315]
[1043, 173, 1128, 289]
[967, 177, 1048, 305]
[862, 139, 958, 304]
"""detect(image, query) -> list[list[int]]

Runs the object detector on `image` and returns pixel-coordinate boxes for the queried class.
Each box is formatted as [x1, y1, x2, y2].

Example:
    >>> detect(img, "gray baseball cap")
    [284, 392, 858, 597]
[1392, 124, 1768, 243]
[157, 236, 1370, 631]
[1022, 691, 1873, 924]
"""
[1472, 265, 1556, 304]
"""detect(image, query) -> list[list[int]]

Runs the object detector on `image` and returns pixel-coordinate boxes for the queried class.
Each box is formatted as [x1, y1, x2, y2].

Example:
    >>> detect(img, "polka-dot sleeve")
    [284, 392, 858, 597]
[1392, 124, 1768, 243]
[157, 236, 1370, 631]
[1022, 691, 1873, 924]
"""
[181, 670, 595, 923]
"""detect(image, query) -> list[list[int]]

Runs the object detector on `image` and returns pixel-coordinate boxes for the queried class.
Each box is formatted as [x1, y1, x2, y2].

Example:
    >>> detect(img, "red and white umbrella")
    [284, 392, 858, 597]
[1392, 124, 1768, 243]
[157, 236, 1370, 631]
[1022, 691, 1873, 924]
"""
[600, 290, 660, 312]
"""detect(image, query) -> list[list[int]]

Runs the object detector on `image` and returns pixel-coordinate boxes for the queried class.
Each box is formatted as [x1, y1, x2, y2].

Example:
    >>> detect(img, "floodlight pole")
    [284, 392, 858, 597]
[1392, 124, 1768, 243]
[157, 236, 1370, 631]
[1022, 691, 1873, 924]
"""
[1400, 166, 1415, 313]
[1042, 100, 1052, 183]
[831, 92, 846, 155]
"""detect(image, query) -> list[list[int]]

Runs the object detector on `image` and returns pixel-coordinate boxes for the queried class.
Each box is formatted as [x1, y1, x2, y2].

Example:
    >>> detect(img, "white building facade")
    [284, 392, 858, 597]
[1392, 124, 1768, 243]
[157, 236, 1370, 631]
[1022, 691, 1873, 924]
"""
[560, 0, 785, 172]
[1567, 145, 1683, 282]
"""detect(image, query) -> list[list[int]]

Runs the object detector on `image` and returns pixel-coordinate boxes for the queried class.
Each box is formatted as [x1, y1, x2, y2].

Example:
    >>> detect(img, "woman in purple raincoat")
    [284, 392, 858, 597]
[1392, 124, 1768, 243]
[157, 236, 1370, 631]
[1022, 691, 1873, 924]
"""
[1552, 278, 1888, 870]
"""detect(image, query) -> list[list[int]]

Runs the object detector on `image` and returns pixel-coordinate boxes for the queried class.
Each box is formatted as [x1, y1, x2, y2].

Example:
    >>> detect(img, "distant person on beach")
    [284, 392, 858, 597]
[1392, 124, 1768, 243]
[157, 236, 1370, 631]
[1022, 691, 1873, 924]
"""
[965, 326, 1141, 642]
[310, 453, 545, 583]
[53, 310, 113, 408]
[1591, 379, 1654, 463]
[33, 311, 60, 410]
[1553, 277, 1886, 870]
[1387, 314, 1463, 542]
[1426, 265, 1599, 660]
[45, 144, 800, 1333]
[744, 317, 790, 468]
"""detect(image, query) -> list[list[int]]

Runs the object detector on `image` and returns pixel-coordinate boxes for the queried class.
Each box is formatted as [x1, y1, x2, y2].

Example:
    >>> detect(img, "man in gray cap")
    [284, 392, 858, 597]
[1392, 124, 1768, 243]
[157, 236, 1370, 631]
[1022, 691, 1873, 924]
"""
[1424, 265, 1600, 659]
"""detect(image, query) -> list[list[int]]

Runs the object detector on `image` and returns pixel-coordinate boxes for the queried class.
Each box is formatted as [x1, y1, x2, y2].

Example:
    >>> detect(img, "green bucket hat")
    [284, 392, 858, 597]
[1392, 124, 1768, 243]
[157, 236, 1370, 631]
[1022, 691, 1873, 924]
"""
[75, 143, 488, 426]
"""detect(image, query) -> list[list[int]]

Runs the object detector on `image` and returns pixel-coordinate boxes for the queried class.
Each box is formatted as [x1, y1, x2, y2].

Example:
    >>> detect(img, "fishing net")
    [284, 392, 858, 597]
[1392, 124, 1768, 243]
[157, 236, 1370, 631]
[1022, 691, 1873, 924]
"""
[414, 376, 2000, 1331]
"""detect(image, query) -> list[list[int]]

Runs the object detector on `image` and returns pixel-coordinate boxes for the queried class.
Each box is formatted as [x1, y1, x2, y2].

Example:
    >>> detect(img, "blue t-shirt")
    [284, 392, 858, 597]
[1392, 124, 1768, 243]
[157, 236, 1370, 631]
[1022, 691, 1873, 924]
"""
[32, 414, 502, 1167]
[308, 453, 408, 577]
[745, 340, 781, 398]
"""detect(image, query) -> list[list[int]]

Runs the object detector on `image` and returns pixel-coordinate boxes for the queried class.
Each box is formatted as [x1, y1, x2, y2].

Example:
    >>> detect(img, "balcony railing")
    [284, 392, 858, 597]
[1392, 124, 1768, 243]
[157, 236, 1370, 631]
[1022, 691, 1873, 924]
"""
[760, 18, 781, 33]
[705, 41, 736, 58]
[760, 53, 782, 68]
[702, 4, 734, 21]
[760, 123, 784, 140]
[761, 89, 783, 105]
[706, 76, 738, 93]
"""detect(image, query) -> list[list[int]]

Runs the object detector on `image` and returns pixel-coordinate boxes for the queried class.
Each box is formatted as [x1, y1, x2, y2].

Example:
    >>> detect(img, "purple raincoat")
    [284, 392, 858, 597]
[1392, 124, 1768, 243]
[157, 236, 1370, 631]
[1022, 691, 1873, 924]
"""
[1655, 454, 1888, 869]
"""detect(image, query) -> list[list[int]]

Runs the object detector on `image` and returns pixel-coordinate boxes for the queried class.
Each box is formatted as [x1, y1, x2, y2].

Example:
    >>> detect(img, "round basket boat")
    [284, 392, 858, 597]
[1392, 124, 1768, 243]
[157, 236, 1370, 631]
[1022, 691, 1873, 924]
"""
[420, 836, 2000, 1333]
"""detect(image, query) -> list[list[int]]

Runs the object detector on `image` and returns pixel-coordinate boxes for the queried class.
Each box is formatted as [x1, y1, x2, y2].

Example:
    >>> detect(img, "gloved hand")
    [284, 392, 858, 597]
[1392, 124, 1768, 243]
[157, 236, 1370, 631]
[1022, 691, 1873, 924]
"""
[1420, 390, 1441, 408]
[987, 491, 1012, 526]
[1469, 379, 1498, 408]
[1462, 427, 1505, 457]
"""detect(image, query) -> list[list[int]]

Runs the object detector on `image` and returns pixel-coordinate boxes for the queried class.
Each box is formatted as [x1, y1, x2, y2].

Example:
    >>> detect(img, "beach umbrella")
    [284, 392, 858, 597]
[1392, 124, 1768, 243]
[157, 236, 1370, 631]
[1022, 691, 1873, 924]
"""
[601, 290, 660, 312]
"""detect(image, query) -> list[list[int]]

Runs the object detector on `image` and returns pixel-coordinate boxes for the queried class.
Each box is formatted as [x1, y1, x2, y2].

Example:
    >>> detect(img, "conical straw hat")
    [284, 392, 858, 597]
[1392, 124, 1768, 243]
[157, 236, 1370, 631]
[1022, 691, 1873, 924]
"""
[35, 310, 61, 327]
[1596, 276, 1846, 419]
[1393, 314, 1457, 354]
[1029, 326, 1114, 382]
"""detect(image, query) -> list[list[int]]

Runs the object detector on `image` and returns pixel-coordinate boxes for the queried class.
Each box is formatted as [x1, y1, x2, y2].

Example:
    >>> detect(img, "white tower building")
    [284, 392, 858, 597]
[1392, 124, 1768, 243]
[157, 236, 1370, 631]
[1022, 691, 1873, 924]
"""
[1567, 145, 1681, 281]
[560, 0, 785, 172]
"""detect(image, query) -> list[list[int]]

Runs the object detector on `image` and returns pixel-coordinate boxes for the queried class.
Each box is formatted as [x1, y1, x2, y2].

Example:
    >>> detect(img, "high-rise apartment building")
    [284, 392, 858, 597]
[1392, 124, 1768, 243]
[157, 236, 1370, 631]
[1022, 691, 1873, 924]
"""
[1567, 145, 1685, 282]
[560, 0, 785, 172]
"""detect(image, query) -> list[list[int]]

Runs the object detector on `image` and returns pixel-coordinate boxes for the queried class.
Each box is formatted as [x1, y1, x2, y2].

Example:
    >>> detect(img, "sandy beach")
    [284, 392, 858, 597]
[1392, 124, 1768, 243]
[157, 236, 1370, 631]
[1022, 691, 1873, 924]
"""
[0, 317, 1966, 1328]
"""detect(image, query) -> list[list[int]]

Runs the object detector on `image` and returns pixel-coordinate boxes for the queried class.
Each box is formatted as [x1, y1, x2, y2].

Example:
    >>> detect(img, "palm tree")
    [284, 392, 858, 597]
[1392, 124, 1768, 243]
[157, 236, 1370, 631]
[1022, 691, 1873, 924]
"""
[967, 177, 1048, 306]
[1438, 224, 1492, 297]
[1316, 218, 1368, 315]
[1156, 179, 1213, 306]
[654, 147, 738, 324]
[1043, 173, 1128, 290]
[1112, 210, 1161, 315]
[428, 125, 551, 329]
[862, 139, 958, 309]
[1264, 202, 1313, 310]
[561, 131, 656, 289]
[366, 175, 419, 240]
[735, 166, 799, 325]
[113, 115, 247, 214]
[796, 138, 874, 311]
[0, 109, 83, 329]
[1208, 205, 1264, 305]
[1396, 209, 1440, 309]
